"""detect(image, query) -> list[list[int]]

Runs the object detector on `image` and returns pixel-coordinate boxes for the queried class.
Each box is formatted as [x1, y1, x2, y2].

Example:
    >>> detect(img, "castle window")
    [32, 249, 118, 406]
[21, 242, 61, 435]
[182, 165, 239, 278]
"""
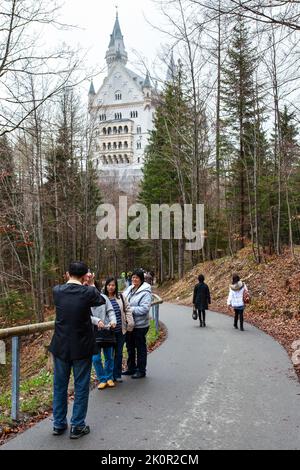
[103, 128, 107, 135]
[115, 91, 122, 101]
[103, 143, 107, 150]
[124, 125, 129, 134]
[137, 126, 142, 134]
[113, 126, 118, 134]
[124, 141, 128, 149]
[115, 113, 122, 120]
[107, 127, 112, 135]
[99, 114, 106, 122]
[130, 111, 138, 118]
[125, 154, 129, 164]
[118, 142, 122, 149]
[108, 143, 112, 150]
[113, 142, 117, 150]
[118, 126, 123, 134]
[137, 142, 142, 150]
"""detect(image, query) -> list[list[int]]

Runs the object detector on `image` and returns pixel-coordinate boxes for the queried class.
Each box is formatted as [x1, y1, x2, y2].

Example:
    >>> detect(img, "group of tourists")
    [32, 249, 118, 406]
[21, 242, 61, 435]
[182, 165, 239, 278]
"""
[49, 262, 152, 440]
[48, 260, 249, 441]
[193, 274, 250, 331]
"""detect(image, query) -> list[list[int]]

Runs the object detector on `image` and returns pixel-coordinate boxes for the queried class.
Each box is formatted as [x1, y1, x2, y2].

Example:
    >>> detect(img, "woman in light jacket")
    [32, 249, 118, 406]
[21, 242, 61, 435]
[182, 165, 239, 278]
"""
[104, 277, 135, 383]
[123, 269, 152, 379]
[227, 274, 248, 331]
[91, 289, 117, 390]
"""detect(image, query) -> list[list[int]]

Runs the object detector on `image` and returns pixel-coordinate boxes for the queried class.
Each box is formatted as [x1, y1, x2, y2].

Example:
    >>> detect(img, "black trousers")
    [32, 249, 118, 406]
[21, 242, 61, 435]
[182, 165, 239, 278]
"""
[234, 308, 244, 329]
[126, 327, 149, 374]
[197, 309, 206, 323]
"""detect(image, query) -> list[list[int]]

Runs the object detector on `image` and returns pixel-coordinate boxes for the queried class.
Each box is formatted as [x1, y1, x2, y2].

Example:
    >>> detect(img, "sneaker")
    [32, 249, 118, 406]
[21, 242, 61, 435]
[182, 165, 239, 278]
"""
[107, 380, 116, 388]
[98, 382, 107, 390]
[53, 426, 68, 436]
[70, 425, 90, 440]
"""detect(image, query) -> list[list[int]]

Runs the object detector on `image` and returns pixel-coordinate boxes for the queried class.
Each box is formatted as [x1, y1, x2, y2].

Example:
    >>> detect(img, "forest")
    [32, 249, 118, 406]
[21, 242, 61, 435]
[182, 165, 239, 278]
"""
[0, 0, 300, 324]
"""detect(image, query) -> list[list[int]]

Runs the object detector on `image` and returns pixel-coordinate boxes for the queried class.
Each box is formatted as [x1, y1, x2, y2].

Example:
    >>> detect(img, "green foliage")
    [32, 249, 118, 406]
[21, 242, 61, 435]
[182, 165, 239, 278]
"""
[0, 290, 33, 321]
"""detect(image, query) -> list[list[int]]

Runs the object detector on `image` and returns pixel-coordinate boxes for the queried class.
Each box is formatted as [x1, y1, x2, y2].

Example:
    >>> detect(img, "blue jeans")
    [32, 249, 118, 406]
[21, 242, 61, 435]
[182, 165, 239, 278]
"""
[93, 346, 114, 383]
[114, 331, 125, 380]
[53, 355, 92, 430]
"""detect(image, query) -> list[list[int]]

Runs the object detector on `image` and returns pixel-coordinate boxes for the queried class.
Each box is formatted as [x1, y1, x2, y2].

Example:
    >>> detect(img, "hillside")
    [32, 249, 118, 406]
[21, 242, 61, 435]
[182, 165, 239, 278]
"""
[159, 246, 300, 373]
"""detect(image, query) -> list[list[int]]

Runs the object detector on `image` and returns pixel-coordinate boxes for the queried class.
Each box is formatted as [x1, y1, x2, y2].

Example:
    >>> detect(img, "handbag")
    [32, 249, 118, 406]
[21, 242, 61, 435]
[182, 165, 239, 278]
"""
[192, 308, 198, 320]
[243, 288, 251, 305]
[96, 328, 116, 348]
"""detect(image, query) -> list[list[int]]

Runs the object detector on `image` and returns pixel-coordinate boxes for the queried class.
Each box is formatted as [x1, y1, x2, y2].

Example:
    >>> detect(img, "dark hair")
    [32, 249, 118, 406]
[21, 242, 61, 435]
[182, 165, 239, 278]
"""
[68, 261, 89, 278]
[198, 274, 205, 283]
[232, 274, 240, 284]
[132, 269, 145, 284]
[104, 277, 119, 298]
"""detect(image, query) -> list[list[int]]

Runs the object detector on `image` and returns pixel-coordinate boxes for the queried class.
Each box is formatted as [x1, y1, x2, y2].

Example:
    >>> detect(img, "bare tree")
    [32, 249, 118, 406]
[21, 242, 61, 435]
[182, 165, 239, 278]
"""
[0, 0, 81, 137]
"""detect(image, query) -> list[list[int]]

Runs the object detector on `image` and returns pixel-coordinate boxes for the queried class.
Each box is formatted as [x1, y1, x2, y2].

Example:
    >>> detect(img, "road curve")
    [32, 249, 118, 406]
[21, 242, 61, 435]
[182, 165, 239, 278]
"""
[2, 303, 300, 450]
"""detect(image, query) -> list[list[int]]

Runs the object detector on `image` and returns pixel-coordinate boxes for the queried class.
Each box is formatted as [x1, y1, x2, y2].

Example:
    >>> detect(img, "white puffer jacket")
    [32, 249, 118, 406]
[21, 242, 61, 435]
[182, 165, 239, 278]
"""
[227, 282, 248, 308]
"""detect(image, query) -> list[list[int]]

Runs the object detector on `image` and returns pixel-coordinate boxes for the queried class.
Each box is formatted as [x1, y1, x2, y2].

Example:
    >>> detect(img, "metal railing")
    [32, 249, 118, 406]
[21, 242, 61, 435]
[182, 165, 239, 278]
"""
[0, 293, 163, 421]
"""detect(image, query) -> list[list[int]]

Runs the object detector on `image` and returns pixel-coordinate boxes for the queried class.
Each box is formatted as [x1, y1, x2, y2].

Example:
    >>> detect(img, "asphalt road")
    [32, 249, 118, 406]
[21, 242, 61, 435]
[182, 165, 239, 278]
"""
[2, 303, 300, 450]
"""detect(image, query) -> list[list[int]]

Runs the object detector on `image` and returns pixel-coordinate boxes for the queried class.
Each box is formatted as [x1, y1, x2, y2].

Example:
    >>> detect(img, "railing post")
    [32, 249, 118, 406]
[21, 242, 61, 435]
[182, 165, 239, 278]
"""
[155, 304, 159, 333]
[11, 336, 20, 421]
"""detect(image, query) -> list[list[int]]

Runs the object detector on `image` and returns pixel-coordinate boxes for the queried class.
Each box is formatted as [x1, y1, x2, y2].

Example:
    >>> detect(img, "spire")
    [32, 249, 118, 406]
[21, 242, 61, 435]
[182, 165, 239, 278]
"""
[143, 71, 151, 89]
[88, 80, 96, 96]
[166, 51, 177, 82]
[106, 12, 128, 68]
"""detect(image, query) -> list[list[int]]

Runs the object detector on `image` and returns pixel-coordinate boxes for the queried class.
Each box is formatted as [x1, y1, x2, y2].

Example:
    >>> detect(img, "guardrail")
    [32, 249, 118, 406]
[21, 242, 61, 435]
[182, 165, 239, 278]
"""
[0, 293, 163, 421]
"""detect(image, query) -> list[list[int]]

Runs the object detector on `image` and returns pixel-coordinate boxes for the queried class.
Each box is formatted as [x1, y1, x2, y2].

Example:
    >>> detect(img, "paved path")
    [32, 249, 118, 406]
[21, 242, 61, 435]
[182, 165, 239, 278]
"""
[2, 304, 300, 450]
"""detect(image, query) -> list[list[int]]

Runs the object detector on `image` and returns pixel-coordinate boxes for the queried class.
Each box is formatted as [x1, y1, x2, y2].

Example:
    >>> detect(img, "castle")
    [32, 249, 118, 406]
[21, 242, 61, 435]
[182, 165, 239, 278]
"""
[88, 13, 156, 193]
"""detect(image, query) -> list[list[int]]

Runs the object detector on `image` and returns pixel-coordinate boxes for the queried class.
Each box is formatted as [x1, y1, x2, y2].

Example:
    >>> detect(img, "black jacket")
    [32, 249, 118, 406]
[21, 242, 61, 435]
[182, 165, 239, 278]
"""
[193, 282, 211, 310]
[49, 283, 106, 362]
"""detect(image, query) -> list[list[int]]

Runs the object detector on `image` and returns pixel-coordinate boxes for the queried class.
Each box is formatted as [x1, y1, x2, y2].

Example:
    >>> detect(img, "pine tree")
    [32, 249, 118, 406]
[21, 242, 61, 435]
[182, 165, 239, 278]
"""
[222, 17, 265, 251]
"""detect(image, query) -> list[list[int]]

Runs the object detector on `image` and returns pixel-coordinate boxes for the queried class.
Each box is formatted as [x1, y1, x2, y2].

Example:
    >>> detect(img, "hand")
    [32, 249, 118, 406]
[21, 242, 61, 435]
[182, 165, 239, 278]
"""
[98, 320, 105, 330]
[110, 323, 116, 330]
[85, 272, 95, 286]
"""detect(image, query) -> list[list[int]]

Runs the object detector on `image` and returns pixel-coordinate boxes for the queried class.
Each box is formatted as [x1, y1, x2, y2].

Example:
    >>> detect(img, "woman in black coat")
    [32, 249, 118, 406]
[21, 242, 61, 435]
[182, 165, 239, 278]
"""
[193, 274, 211, 327]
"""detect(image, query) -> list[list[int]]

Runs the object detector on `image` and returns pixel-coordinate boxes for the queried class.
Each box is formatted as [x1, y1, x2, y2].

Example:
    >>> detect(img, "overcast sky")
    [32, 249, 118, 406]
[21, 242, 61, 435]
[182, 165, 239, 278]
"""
[57, 0, 168, 91]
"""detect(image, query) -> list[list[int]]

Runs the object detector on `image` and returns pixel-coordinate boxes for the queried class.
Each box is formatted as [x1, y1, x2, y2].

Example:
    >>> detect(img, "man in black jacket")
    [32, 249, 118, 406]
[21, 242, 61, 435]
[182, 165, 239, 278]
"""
[49, 261, 105, 439]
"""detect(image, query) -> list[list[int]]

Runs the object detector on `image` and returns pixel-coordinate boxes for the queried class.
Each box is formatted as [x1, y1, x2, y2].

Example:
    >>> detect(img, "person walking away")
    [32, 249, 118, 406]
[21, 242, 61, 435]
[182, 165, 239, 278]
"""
[91, 285, 117, 390]
[227, 274, 249, 331]
[104, 277, 135, 383]
[123, 270, 152, 379]
[193, 274, 211, 327]
[49, 262, 106, 439]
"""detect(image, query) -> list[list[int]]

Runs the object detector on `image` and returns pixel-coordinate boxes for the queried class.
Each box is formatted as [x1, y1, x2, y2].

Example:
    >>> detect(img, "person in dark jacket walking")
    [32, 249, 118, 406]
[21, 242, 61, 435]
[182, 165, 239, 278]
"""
[49, 262, 106, 440]
[193, 274, 211, 327]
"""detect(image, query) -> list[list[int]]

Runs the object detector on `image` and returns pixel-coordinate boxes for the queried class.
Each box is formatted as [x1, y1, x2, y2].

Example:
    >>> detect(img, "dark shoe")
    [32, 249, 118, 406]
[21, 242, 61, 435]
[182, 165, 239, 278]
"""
[203, 323, 206, 328]
[132, 372, 146, 379]
[122, 370, 135, 376]
[70, 425, 90, 440]
[53, 426, 68, 436]
[240, 328, 245, 331]
[234, 325, 238, 329]
[114, 378, 123, 383]
[200, 322, 203, 327]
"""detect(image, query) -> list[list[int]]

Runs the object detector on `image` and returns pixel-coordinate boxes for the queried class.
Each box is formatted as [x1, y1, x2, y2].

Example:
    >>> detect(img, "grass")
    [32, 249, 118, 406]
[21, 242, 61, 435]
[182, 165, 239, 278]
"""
[0, 370, 53, 426]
